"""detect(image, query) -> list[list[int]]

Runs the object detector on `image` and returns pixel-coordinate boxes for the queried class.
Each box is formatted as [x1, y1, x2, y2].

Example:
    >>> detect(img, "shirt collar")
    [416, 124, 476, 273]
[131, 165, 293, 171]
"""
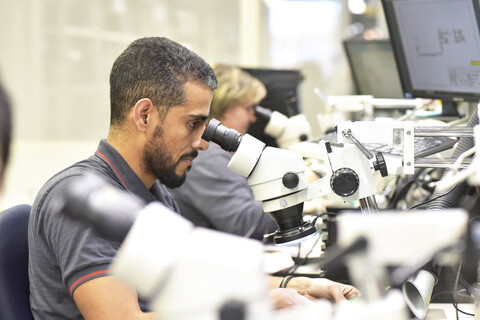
[94, 140, 159, 204]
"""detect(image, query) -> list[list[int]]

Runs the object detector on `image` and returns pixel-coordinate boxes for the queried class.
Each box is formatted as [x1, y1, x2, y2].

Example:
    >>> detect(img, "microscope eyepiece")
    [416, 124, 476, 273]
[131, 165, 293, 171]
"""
[254, 105, 272, 125]
[202, 118, 242, 152]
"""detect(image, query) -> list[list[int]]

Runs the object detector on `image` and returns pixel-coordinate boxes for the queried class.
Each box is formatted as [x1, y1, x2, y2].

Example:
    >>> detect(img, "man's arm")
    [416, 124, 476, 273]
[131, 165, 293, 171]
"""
[73, 276, 157, 320]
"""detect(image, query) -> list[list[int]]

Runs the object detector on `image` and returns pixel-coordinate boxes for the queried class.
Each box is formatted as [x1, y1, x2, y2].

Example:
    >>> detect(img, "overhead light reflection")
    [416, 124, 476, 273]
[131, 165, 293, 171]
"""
[348, 0, 367, 15]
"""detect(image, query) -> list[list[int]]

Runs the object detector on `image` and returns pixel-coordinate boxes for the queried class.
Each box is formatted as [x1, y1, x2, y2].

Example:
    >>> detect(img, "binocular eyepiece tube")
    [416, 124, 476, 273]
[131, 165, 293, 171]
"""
[202, 118, 242, 152]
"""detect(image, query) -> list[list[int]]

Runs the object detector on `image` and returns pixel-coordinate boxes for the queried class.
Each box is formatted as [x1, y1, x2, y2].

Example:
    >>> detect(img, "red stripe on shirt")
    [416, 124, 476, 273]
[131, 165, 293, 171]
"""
[69, 269, 111, 293]
[95, 150, 129, 190]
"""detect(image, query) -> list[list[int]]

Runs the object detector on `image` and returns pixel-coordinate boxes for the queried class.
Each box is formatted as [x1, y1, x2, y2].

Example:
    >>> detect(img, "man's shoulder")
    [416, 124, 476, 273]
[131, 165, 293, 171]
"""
[41, 158, 98, 188]
[33, 157, 107, 208]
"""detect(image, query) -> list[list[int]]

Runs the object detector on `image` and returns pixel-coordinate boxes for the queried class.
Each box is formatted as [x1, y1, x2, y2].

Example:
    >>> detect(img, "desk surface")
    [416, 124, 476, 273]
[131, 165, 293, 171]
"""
[426, 303, 474, 320]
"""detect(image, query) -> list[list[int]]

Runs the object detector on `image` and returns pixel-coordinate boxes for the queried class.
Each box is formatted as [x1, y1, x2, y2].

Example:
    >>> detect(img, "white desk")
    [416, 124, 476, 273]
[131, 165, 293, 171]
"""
[426, 303, 474, 320]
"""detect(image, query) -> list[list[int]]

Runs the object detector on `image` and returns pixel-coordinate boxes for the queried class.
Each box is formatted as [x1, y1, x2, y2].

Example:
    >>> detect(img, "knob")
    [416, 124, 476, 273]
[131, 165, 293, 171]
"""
[373, 152, 388, 177]
[330, 168, 359, 197]
[282, 172, 299, 189]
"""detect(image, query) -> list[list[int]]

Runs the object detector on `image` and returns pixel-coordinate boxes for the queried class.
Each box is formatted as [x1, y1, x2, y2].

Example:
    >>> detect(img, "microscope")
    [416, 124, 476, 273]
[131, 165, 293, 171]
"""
[201, 118, 389, 246]
[254, 105, 312, 149]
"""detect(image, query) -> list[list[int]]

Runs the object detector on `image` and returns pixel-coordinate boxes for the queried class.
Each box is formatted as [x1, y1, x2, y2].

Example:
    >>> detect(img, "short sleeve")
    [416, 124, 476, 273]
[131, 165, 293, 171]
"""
[41, 177, 121, 295]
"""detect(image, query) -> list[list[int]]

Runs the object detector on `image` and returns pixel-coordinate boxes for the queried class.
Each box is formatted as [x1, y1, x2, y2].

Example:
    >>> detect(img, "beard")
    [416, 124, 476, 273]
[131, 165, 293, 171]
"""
[142, 125, 198, 189]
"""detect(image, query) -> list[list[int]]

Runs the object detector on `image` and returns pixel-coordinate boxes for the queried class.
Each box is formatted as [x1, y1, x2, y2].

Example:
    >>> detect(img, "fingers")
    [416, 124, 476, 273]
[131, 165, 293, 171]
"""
[305, 278, 361, 302]
[269, 288, 315, 310]
[343, 285, 361, 299]
[330, 285, 349, 302]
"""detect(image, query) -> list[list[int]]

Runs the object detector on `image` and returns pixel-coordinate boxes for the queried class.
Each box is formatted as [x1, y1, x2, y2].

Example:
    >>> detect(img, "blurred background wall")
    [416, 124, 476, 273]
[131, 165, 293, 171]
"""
[0, 0, 387, 207]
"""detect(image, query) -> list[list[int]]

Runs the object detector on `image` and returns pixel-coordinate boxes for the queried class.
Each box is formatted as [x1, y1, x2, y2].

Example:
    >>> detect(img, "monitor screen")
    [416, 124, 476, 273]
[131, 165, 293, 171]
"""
[382, 0, 480, 113]
[343, 38, 405, 99]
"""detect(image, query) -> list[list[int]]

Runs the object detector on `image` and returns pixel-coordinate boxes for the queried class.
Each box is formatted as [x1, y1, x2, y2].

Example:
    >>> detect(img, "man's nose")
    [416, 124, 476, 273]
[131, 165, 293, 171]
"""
[194, 138, 209, 151]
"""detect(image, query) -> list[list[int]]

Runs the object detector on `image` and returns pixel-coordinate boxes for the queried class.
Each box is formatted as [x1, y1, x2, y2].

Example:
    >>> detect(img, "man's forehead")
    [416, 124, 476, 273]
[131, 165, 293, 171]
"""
[163, 106, 209, 122]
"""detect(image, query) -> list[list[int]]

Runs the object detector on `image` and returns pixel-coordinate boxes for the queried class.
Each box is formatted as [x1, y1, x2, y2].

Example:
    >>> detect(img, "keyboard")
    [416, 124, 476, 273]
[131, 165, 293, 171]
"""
[318, 131, 458, 159]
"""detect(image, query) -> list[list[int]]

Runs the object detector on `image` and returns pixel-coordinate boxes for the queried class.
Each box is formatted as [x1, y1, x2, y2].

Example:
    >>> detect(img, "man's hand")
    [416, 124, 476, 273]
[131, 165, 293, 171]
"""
[300, 278, 360, 302]
[269, 288, 314, 309]
[269, 276, 360, 303]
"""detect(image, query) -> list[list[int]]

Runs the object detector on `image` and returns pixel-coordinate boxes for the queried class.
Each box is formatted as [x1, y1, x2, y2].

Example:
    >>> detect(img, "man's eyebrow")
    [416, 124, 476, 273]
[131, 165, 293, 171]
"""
[188, 114, 208, 121]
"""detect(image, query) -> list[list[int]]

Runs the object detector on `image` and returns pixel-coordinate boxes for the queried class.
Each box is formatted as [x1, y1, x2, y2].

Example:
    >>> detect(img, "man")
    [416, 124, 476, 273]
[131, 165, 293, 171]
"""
[28, 37, 359, 320]
[0, 80, 11, 193]
[169, 63, 278, 239]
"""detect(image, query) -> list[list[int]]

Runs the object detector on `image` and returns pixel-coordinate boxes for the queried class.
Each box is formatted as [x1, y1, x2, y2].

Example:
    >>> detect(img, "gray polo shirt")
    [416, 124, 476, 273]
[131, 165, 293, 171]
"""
[168, 143, 277, 240]
[28, 140, 179, 320]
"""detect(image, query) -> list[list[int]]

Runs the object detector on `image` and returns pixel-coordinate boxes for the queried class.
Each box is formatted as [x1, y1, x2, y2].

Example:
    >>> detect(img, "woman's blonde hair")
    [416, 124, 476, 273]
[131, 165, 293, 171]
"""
[210, 63, 267, 119]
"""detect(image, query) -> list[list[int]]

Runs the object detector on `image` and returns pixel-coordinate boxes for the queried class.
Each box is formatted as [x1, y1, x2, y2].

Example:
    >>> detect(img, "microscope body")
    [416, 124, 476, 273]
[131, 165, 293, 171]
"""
[228, 133, 378, 213]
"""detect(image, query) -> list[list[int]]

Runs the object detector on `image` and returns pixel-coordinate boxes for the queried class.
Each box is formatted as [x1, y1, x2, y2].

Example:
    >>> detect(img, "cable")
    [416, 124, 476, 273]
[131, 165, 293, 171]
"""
[450, 263, 480, 296]
[285, 230, 321, 275]
[435, 146, 477, 192]
[430, 291, 475, 317]
[452, 260, 477, 318]
[388, 168, 426, 209]
[454, 259, 461, 320]
[452, 302, 475, 317]
[400, 186, 456, 213]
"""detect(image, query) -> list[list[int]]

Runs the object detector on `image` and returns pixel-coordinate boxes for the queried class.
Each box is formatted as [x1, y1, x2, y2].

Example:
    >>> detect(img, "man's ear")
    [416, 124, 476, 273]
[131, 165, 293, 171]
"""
[132, 98, 154, 132]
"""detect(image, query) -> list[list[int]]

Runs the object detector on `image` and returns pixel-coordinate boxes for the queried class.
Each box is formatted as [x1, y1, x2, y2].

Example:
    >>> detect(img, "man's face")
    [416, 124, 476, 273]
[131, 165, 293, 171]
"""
[142, 81, 212, 188]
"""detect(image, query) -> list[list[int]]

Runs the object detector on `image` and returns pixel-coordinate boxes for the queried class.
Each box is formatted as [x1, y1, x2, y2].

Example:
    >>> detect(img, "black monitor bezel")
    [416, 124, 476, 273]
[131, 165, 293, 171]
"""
[382, 0, 480, 103]
[343, 38, 404, 98]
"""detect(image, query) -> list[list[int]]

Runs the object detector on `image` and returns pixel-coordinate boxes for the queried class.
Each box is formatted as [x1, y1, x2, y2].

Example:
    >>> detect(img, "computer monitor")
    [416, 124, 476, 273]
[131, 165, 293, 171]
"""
[343, 38, 405, 99]
[382, 0, 480, 116]
[242, 68, 303, 147]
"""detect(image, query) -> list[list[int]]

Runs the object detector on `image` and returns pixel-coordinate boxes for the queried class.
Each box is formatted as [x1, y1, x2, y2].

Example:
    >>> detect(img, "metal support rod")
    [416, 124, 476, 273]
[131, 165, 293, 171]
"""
[414, 158, 472, 169]
[414, 126, 474, 137]
[359, 196, 379, 214]
[342, 129, 374, 159]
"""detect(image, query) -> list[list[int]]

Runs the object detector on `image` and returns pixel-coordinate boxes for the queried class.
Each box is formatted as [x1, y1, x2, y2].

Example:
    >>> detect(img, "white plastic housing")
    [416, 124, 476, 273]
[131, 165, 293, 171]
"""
[228, 134, 265, 177]
[112, 202, 271, 320]
[336, 209, 468, 267]
[264, 111, 288, 138]
[247, 147, 308, 202]
[151, 228, 270, 320]
[112, 203, 194, 298]
[264, 111, 312, 149]
[276, 114, 312, 149]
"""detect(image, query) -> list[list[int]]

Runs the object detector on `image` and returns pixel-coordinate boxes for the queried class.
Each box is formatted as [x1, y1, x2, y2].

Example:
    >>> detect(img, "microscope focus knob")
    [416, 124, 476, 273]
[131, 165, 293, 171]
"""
[330, 168, 359, 197]
[282, 172, 299, 189]
[373, 152, 388, 177]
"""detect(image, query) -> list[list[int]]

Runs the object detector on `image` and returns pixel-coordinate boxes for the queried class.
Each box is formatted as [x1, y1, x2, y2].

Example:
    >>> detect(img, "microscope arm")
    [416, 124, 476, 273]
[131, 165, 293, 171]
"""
[336, 120, 473, 175]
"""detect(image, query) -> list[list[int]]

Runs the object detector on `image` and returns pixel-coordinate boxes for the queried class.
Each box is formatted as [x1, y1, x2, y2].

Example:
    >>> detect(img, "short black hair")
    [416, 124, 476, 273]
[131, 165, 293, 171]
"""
[0, 80, 11, 180]
[109, 37, 217, 127]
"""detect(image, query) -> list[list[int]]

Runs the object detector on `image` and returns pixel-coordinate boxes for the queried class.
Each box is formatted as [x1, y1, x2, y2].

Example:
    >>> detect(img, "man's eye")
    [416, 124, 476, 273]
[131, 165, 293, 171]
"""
[189, 121, 199, 128]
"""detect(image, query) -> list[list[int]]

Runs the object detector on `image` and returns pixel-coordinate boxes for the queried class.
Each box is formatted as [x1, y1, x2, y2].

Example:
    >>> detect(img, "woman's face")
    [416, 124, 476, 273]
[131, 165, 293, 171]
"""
[220, 100, 257, 135]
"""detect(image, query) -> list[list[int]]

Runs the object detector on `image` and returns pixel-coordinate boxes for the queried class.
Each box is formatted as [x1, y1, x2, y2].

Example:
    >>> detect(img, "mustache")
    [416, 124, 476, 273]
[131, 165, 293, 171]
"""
[180, 150, 198, 160]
